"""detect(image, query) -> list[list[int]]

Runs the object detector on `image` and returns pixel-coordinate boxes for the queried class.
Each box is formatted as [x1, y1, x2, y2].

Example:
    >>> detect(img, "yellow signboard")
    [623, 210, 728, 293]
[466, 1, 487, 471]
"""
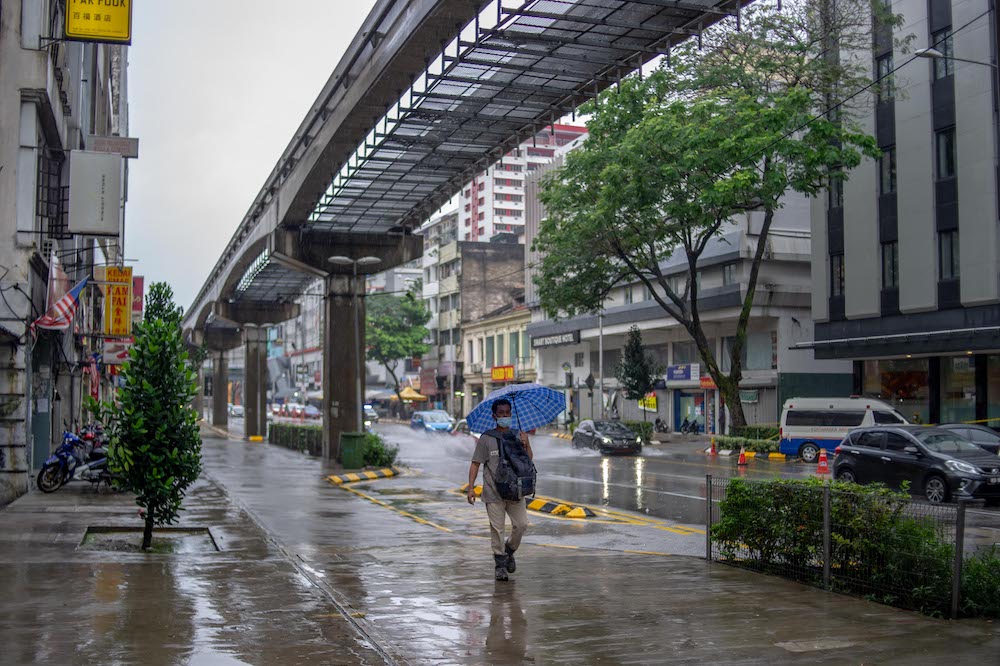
[638, 392, 657, 412]
[491, 365, 515, 382]
[65, 0, 133, 44]
[98, 266, 133, 336]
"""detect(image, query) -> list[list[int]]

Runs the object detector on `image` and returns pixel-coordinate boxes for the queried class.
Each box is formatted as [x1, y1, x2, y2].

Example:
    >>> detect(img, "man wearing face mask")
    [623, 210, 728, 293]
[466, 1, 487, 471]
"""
[467, 398, 533, 581]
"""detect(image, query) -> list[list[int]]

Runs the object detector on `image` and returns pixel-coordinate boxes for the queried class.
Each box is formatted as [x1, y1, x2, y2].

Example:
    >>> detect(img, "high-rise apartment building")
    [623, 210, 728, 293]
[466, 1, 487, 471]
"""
[458, 124, 587, 242]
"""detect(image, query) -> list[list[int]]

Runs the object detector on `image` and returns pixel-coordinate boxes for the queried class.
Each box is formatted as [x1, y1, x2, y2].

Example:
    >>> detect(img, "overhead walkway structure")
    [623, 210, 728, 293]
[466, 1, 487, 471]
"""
[182, 0, 749, 457]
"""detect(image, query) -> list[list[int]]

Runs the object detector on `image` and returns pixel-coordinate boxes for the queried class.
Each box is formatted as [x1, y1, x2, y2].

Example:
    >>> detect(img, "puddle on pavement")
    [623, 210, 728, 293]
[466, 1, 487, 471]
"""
[79, 526, 220, 554]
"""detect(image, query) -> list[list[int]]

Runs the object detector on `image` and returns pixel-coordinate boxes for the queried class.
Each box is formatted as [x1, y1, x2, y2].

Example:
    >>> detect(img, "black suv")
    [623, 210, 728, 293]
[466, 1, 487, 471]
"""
[833, 426, 1000, 503]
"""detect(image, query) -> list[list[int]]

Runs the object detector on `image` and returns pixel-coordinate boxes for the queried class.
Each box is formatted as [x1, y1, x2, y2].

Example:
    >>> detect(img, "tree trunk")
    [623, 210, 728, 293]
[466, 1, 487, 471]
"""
[717, 376, 748, 432]
[142, 513, 154, 550]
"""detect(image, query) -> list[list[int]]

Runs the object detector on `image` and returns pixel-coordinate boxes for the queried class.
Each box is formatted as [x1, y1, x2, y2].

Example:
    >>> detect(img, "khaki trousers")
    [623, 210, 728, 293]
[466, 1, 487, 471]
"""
[485, 499, 528, 555]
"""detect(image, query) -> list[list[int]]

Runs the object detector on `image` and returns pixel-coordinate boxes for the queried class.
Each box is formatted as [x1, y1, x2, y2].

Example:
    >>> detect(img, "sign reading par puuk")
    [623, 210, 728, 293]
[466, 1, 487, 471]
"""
[65, 0, 133, 45]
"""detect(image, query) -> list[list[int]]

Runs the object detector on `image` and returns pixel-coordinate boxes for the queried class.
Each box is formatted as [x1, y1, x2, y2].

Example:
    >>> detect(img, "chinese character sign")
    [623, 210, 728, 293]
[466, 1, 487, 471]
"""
[491, 365, 515, 382]
[132, 276, 144, 323]
[65, 0, 133, 44]
[102, 266, 132, 336]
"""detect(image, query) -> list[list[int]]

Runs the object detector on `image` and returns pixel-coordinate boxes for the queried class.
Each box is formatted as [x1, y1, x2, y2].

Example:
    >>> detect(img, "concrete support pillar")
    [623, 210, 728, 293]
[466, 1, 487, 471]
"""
[212, 351, 229, 429]
[322, 275, 364, 461]
[193, 365, 205, 418]
[243, 325, 268, 439]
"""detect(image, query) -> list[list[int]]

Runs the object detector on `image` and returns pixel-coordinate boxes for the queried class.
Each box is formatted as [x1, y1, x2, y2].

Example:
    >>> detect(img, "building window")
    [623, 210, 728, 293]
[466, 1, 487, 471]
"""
[495, 334, 505, 364]
[468, 341, 474, 362]
[485, 337, 494, 367]
[722, 263, 737, 286]
[574, 352, 584, 367]
[624, 285, 634, 304]
[879, 147, 896, 194]
[829, 172, 844, 209]
[932, 29, 954, 79]
[478, 211, 485, 220]
[876, 54, 894, 102]
[830, 254, 845, 296]
[939, 230, 960, 280]
[881, 241, 898, 288]
[936, 127, 956, 179]
[509, 332, 519, 363]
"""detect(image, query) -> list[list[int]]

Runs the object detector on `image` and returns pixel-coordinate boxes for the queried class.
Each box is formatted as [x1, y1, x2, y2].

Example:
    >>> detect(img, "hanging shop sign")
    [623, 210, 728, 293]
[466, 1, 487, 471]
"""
[87, 135, 140, 159]
[131, 275, 144, 323]
[96, 266, 132, 336]
[103, 337, 133, 365]
[700, 375, 717, 390]
[68, 151, 122, 236]
[491, 365, 515, 382]
[638, 392, 657, 412]
[666, 363, 700, 382]
[531, 331, 580, 348]
[65, 0, 133, 44]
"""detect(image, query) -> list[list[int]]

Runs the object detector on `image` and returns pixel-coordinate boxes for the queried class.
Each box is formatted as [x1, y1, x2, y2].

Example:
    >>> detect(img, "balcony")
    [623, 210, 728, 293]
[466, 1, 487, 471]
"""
[439, 274, 459, 294]
[439, 309, 460, 330]
[422, 282, 439, 299]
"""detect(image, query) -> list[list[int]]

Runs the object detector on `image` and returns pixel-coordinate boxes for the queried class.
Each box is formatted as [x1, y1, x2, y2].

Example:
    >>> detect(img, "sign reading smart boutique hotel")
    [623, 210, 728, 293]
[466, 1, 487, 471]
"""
[65, 0, 133, 44]
[531, 331, 580, 348]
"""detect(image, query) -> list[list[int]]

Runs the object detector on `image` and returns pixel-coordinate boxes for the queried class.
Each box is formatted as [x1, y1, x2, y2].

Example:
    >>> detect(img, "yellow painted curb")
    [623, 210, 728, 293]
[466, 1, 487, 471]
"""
[327, 467, 401, 485]
[459, 485, 596, 518]
[248, 435, 264, 442]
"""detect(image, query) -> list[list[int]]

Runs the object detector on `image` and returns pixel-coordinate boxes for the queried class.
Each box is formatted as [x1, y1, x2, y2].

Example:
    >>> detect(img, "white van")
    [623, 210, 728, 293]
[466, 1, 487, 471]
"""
[778, 397, 908, 462]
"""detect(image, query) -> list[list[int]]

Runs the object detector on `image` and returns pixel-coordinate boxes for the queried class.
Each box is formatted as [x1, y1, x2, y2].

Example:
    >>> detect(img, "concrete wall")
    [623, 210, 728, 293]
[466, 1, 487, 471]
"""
[458, 242, 525, 324]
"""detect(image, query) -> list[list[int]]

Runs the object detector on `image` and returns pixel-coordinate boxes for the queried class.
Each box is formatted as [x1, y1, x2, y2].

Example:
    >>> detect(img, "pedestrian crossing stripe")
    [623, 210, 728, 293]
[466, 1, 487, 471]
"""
[326, 467, 401, 485]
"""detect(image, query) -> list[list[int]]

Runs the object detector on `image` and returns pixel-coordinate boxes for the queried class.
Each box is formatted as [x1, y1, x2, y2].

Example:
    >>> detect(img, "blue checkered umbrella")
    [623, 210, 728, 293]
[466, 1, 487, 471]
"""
[466, 383, 566, 434]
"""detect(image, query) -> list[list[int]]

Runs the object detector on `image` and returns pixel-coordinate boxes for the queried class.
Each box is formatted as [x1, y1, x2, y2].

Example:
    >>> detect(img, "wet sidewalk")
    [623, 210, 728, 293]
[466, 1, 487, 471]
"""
[200, 431, 1000, 664]
[3, 430, 999, 665]
[0, 470, 391, 665]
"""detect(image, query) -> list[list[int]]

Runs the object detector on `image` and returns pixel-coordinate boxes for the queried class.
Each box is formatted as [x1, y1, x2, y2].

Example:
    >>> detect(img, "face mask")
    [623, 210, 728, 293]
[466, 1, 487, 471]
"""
[496, 416, 513, 428]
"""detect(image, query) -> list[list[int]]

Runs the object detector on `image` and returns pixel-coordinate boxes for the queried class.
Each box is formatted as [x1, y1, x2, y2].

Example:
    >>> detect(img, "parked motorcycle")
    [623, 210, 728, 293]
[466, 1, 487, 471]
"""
[37, 427, 116, 492]
[654, 418, 669, 434]
[679, 417, 701, 435]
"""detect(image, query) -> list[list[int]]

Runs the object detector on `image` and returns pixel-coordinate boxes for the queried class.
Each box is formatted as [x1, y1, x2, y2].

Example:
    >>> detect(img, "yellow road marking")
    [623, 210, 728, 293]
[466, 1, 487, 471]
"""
[363, 471, 379, 480]
[623, 549, 672, 557]
[338, 484, 453, 533]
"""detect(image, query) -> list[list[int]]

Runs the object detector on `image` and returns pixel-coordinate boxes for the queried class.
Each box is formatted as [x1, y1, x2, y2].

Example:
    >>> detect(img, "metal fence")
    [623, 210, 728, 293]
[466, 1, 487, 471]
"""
[705, 475, 967, 618]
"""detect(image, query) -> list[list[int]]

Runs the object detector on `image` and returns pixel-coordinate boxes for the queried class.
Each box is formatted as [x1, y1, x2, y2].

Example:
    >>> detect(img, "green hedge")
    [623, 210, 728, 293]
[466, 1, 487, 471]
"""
[624, 421, 654, 443]
[712, 435, 778, 453]
[269, 423, 323, 456]
[731, 424, 779, 440]
[269, 424, 398, 467]
[711, 477, 1000, 618]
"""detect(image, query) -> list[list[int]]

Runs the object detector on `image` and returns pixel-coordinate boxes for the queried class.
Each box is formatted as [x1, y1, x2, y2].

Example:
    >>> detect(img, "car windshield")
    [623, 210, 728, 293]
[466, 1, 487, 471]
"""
[916, 431, 986, 454]
[422, 413, 450, 423]
[595, 421, 633, 436]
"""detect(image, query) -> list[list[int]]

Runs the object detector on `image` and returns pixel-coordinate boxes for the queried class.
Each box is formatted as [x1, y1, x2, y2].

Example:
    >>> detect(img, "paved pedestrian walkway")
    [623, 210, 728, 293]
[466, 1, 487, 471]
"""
[1, 428, 998, 665]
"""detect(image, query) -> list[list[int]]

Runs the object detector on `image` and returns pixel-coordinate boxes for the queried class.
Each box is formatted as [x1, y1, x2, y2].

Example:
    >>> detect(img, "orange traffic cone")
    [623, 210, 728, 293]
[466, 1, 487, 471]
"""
[816, 448, 830, 475]
[737, 446, 748, 466]
[710, 437, 717, 456]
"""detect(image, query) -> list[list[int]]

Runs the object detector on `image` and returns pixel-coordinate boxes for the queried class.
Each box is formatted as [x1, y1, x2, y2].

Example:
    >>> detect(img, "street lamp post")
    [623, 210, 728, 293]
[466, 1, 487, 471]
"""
[914, 47, 998, 70]
[328, 255, 382, 433]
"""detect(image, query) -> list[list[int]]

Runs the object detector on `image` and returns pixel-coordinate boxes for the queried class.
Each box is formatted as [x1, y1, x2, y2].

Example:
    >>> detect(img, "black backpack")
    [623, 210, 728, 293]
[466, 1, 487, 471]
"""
[484, 429, 537, 501]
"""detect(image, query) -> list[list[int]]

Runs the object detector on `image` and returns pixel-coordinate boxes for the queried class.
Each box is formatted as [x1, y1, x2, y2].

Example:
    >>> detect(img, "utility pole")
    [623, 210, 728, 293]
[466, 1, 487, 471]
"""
[598, 310, 605, 419]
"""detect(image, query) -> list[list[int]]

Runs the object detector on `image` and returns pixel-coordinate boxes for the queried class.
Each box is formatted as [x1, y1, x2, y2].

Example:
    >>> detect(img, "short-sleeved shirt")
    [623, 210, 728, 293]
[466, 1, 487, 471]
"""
[472, 429, 520, 504]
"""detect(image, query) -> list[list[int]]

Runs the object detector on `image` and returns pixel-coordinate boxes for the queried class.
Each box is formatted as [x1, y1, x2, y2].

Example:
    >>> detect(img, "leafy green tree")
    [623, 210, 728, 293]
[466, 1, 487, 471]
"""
[366, 288, 431, 410]
[90, 282, 201, 550]
[535, 0, 899, 429]
[144, 281, 183, 327]
[615, 326, 665, 422]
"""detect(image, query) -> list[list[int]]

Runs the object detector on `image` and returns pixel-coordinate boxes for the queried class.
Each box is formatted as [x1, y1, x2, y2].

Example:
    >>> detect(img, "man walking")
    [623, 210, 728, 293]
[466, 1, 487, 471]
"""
[467, 398, 533, 581]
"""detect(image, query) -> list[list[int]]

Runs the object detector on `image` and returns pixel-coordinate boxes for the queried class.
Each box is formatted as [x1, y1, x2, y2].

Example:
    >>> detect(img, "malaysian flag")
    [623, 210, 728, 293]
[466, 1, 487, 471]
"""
[30, 276, 89, 337]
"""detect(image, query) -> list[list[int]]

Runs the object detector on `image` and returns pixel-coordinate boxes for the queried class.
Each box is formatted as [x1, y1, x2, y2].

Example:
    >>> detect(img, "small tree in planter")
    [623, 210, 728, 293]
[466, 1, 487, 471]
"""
[615, 326, 664, 424]
[91, 282, 202, 550]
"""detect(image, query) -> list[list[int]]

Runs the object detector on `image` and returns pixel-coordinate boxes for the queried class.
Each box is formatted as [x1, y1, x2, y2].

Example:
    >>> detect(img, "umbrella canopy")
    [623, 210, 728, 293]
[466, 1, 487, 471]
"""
[466, 383, 565, 434]
[391, 386, 428, 402]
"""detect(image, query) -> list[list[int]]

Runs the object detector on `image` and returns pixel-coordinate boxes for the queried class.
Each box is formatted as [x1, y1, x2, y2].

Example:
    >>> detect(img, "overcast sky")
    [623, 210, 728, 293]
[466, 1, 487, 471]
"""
[126, 1, 379, 312]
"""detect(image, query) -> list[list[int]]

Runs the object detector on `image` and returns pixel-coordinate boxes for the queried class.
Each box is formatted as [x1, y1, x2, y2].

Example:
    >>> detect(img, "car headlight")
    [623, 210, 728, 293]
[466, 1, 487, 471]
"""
[636, 436, 642, 444]
[945, 459, 978, 475]
[602, 437, 612, 444]
[364, 420, 372, 428]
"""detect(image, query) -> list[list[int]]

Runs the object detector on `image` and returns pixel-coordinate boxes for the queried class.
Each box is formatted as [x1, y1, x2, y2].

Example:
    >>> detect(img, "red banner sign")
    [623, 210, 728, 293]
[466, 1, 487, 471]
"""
[491, 365, 515, 382]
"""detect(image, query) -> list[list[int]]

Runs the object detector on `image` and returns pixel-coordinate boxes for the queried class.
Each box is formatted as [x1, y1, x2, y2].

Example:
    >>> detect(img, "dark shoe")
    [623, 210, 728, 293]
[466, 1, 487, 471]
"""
[504, 543, 516, 573]
[494, 554, 509, 581]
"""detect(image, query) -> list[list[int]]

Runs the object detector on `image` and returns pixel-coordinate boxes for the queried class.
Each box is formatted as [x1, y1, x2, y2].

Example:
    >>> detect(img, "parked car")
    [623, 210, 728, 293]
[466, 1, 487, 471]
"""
[228, 404, 244, 417]
[779, 397, 908, 463]
[833, 425, 1000, 504]
[572, 420, 642, 455]
[937, 424, 1000, 455]
[303, 405, 321, 419]
[411, 411, 452, 433]
[364, 405, 380, 424]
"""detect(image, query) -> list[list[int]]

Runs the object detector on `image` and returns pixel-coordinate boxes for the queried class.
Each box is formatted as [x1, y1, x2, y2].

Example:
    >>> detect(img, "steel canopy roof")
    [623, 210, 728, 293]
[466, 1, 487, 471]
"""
[229, 0, 741, 305]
